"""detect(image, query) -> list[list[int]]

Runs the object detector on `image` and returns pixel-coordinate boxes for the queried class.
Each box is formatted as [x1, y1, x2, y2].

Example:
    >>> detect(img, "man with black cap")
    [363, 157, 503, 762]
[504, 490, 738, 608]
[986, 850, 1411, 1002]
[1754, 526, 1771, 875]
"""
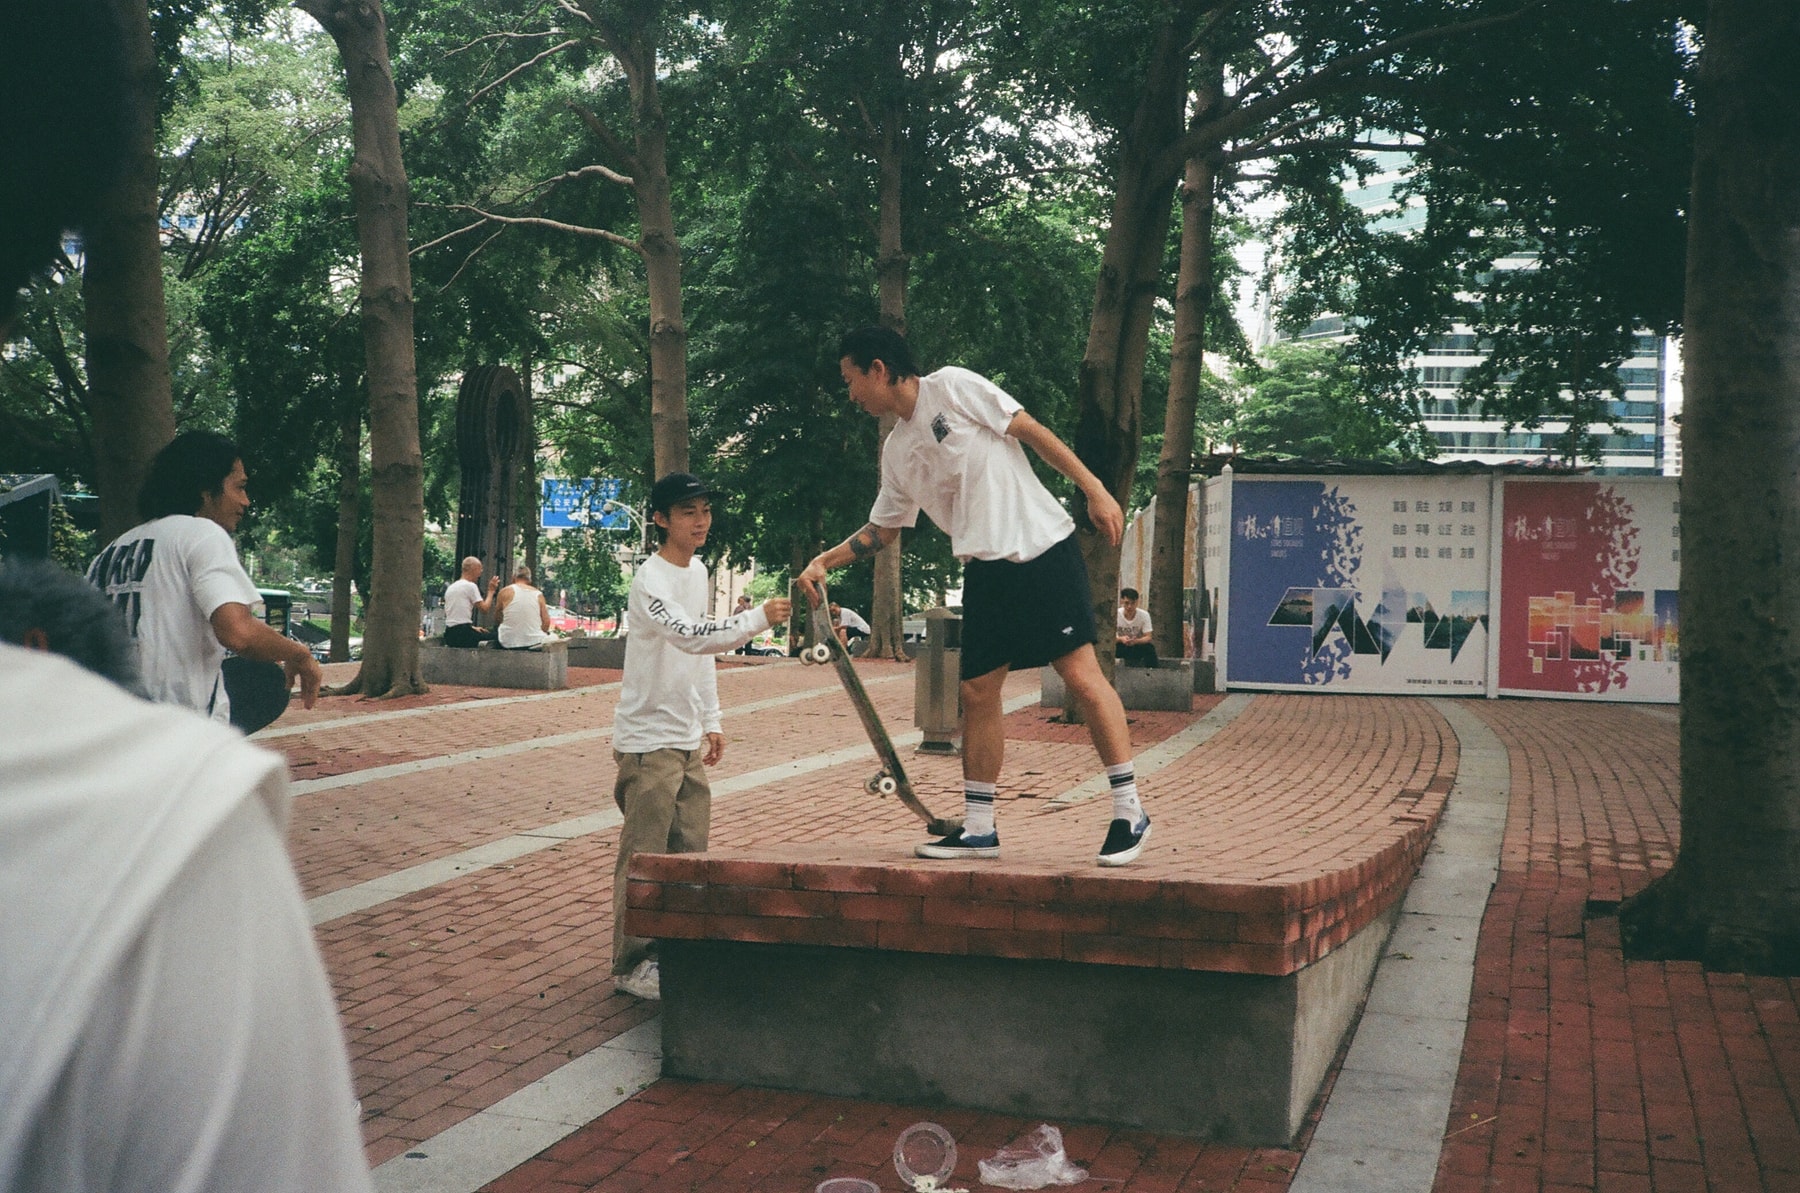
[609, 473, 793, 1000]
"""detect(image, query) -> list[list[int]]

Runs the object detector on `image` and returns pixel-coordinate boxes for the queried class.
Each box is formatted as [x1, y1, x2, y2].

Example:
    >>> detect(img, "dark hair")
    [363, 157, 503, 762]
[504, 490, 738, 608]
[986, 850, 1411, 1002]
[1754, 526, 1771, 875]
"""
[1121, 588, 1140, 601]
[837, 326, 920, 381]
[139, 430, 241, 521]
[0, 557, 139, 692]
[1, 1, 131, 325]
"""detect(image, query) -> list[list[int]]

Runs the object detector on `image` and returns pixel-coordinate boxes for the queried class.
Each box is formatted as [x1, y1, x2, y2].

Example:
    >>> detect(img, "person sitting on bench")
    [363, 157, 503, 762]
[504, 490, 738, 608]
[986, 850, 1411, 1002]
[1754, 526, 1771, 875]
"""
[494, 565, 552, 650]
[830, 602, 870, 647]
[443, 557, 499, 647]
[1116, 588, 1158, 668]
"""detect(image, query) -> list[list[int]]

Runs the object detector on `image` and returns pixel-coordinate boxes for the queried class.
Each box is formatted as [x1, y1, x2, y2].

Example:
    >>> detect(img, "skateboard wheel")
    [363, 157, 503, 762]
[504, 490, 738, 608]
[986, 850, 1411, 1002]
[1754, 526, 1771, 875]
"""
[806, 643, 832, 664]
[864, 775, 883, 795]
[875, 776, 898, 796]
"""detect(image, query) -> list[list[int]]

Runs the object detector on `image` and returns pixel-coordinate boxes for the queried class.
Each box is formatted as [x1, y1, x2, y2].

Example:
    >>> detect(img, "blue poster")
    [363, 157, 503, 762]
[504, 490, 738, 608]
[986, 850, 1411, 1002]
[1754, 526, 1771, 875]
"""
[1226, 477, 1492, 693]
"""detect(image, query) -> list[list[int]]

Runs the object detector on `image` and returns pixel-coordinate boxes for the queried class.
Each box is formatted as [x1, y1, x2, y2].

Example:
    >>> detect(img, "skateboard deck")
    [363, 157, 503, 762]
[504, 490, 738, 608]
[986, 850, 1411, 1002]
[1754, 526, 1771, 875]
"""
[801, 586, 961, 836]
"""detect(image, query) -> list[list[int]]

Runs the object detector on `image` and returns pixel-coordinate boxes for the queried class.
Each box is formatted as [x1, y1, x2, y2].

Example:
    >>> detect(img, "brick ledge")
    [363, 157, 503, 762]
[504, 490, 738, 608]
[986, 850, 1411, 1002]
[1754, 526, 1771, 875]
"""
[627, 779, 1447, 977]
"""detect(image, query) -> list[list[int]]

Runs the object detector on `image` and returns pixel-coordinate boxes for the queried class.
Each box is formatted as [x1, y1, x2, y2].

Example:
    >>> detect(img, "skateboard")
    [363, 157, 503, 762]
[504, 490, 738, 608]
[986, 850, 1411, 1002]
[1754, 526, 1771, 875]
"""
[800, 585, 962, 836]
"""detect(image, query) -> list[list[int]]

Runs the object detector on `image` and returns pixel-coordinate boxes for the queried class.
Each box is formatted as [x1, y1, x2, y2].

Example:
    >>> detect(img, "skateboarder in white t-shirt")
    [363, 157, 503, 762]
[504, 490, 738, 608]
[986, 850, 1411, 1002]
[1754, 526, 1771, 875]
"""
[798, 326, 1151, 867]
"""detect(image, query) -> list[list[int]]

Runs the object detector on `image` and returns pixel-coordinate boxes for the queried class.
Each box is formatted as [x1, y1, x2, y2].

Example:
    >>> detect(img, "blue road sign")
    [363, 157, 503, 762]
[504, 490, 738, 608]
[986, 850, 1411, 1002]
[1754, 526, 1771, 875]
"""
[541, 478, 630, 530]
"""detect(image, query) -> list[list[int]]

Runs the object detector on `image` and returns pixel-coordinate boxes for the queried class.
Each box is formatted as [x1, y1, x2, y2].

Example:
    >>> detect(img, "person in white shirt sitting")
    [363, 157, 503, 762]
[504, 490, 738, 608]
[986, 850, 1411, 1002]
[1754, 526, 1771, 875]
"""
[442, 557, 499, 647]
[494, 565, 553, 650]
[1116, 587, 1158, 667]
[829, 602, 871, 647]
[85, 431, 322, 730]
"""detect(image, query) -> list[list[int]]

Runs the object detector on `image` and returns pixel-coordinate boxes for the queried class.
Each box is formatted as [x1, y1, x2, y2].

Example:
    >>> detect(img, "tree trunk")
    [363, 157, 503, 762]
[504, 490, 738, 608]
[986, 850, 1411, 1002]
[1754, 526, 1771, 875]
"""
[1072, 14, 1190, 687]
[1618, 0, 1800, 975]
[82, 0, 174, 540]
[614, 21, 687, 478]
[1149, 149, 1216, 660]
[330, 389, 360, 663]
[299, 0, 426, 698]
[868, 94, 910, 662]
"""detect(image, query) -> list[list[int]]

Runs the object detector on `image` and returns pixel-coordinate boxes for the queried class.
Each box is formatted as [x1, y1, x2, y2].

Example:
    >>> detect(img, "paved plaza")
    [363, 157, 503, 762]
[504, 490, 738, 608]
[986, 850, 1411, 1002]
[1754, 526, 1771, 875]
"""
[263, 655, 1800, 1192]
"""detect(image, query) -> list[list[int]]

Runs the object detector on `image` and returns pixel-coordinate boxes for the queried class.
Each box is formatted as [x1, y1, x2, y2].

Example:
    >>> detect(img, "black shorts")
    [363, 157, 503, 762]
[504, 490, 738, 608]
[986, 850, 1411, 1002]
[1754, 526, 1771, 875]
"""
[959, 534, 1097, 680]
[444, 622, 490, 648]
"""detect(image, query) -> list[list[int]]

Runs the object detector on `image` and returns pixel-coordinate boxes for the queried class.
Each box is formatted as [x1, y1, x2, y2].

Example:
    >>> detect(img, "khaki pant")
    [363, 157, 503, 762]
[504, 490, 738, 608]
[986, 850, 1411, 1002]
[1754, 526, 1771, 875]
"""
[611, 747, 711, 975]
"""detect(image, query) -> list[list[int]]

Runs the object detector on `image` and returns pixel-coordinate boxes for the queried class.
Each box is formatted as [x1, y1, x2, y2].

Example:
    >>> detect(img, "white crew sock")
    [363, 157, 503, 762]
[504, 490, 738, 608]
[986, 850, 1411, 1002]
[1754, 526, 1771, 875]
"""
[963, 781, 997, 838]
[1106, 762, 1144, 826]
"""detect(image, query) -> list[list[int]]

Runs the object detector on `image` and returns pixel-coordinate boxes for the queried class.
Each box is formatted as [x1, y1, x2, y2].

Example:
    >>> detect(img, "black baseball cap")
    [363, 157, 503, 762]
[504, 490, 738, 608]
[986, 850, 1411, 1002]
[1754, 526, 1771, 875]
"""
[649, 472, 717, 514]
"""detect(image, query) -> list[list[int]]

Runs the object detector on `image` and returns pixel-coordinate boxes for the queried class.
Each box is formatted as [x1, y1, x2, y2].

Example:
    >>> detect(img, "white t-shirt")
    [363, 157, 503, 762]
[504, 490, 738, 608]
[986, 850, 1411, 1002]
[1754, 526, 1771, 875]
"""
[0, 644, 373, 1193]
[868, 366, 1075, 563]
[443, 577, 482, 626]
[834, 607, 871, 634]
[497, 584, 550, 649]
[613, 554, 769, 754]
[86, 515, 260, 723]
[1118, 607, 1152, 639]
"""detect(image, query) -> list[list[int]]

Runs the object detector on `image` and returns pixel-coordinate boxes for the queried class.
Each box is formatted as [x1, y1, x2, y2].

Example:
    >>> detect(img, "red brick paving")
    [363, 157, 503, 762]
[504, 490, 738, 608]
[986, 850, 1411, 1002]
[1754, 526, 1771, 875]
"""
[286, 663, 926, 895]
[279, 667, 1800, 1191]
[1438, 702, 1800, 1193]
[481, 1083, 1312, 1193]
[454, 687, 1452, 1191]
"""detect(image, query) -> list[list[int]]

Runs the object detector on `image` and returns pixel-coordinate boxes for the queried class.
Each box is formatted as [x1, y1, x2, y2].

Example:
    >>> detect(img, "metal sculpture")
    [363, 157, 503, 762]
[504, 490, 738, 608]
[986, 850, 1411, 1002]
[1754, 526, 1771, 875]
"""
[453, 365, 531, 612]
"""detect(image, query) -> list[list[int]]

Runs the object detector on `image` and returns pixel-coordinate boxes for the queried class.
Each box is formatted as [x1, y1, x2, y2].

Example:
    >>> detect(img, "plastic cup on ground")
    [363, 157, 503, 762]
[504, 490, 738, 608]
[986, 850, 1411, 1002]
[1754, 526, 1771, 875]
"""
[893, 1121, 958, 1189]
[815, 1179, 879, 1193]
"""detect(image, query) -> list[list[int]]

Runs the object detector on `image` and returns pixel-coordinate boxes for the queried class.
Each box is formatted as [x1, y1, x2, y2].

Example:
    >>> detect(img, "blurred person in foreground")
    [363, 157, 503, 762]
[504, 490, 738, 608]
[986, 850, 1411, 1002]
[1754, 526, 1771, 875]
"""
[0, 4, 374, 1189]
[0, 557, 140, 692]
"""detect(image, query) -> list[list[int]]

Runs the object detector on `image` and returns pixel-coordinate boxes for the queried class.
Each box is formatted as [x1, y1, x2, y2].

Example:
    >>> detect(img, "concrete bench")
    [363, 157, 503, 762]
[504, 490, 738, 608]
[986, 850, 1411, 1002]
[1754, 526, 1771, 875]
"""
[418, 637, 568, 690]
[624, 694, 1457, 1144]
[1040, 658, 1197, 711]
[563, 636, 628, 669]
[628, 821, 1436, 1144]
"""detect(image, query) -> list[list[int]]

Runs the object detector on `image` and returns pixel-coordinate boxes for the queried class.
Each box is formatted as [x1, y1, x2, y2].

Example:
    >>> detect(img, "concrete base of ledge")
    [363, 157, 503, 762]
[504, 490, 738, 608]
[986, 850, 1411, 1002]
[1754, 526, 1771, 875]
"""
[1040, 659, 1197, 712]
[563, 636, 627, 669]
[658, 902, 1397, 1145]
[419, 638, 568, 690]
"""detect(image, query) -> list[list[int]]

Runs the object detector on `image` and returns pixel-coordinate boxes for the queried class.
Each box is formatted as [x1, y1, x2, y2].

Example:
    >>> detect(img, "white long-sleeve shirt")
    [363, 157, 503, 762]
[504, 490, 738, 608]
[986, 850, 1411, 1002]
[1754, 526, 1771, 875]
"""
[613, 554, 769, 754]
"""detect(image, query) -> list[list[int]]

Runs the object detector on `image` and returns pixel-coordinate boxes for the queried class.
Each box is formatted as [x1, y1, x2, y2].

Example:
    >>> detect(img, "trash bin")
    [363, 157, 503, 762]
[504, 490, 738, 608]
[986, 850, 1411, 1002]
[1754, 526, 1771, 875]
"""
[914, 607, 962, 755]
[254, 588, 291, 635]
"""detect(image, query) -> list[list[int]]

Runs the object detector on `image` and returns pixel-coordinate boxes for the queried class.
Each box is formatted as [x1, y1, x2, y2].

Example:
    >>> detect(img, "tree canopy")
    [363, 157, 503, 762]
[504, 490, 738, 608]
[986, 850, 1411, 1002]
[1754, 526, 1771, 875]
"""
[1231, 341, 1428, 462]
[3, 0, 1697, 613]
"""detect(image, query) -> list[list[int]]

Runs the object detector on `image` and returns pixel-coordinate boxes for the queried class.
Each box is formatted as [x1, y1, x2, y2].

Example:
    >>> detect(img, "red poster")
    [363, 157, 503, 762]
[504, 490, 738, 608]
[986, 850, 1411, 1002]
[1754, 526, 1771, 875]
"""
[1497, 479, 1679, 701]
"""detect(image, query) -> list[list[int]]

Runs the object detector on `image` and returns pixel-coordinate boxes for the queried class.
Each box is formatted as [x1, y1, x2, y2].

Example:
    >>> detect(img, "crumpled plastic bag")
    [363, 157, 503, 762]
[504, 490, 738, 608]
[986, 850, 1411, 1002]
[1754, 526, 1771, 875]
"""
[977, 1124, 1088, 1189]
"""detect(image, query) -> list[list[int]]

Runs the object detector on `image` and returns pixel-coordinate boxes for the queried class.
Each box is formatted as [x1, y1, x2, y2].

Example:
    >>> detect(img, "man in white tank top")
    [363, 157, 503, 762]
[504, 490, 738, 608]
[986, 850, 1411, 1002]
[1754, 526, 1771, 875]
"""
[494, 565, 552, 649]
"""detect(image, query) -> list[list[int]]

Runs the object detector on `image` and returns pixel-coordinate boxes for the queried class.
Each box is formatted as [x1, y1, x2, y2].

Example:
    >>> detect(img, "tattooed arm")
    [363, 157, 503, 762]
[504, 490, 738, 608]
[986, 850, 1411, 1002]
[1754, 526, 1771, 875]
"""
[798, 523, 900, 603]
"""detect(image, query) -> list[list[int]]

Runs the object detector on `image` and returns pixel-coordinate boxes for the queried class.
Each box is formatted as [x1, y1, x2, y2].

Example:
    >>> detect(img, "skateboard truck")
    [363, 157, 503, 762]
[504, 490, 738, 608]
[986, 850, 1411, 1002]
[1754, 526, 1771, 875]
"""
[801, 585, 961, 837]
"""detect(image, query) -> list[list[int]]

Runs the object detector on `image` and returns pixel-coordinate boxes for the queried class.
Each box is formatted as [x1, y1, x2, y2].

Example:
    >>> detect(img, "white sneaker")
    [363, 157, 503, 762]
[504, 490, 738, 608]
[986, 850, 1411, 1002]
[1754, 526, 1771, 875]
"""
[616, 959, 661, 1000]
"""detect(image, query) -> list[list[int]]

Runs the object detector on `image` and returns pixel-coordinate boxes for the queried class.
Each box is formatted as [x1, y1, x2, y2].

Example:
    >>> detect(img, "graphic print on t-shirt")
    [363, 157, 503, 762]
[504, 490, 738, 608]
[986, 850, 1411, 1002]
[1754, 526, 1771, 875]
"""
[88, 536, 158, 635]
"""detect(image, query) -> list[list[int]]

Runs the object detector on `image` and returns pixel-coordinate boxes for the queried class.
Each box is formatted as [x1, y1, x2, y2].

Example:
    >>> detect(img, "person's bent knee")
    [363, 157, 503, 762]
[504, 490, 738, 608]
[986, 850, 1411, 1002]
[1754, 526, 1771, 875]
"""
[960, 667, 1007, 707]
